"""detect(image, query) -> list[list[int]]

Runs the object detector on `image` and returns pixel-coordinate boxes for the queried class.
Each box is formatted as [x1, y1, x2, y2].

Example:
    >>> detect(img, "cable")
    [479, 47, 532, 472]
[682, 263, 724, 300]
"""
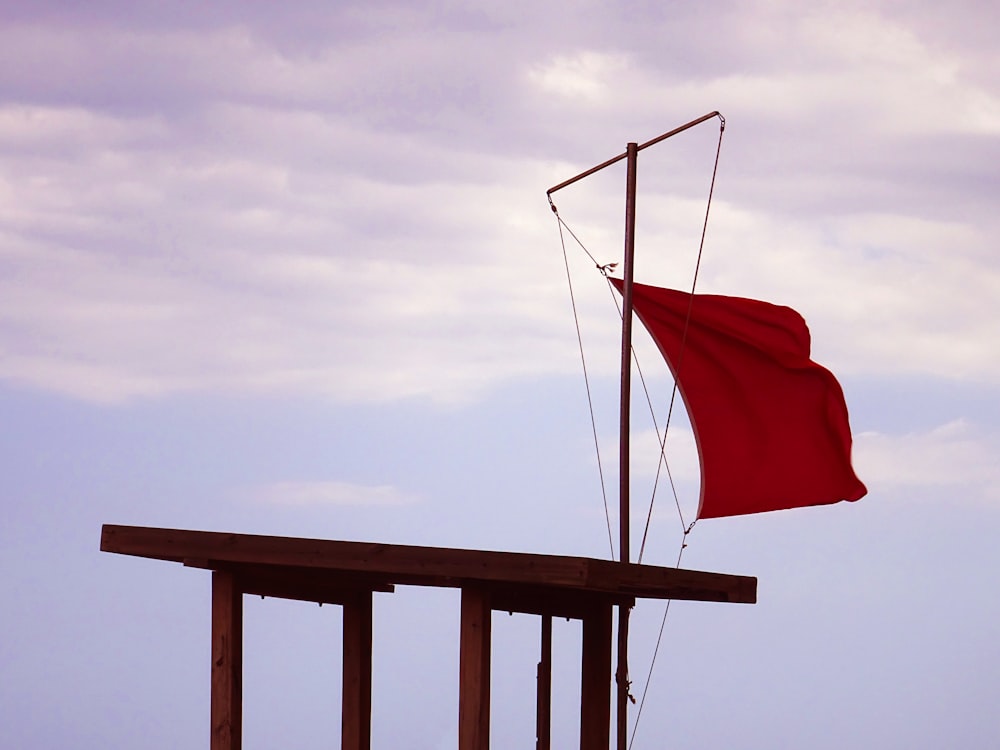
[635, 119, 725, 562]
[552, 200, 616, 560]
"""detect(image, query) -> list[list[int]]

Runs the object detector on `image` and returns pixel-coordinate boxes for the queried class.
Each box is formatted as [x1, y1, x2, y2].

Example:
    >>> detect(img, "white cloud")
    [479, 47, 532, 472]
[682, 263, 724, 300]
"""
[854, 419, 1000, 500]
[677, 204, 1000, 383]
[251, 480, 419, 507]
[0, 2, 997, 406]
[528, 51, 630, 103]
[0, 100, 588, 404]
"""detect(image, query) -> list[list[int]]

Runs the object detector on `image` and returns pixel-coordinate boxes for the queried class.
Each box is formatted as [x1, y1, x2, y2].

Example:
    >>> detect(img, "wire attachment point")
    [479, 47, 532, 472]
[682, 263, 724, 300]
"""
[681, 520, 697, 548]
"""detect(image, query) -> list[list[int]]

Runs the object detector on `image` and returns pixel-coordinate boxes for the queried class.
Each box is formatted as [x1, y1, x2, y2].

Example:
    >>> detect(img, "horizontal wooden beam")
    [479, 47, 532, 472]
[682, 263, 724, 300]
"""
[102, 525, 756, 605]
[488, 583, 633, 621]
[607, 563, 757, 604]
[183, 560, 394, 605]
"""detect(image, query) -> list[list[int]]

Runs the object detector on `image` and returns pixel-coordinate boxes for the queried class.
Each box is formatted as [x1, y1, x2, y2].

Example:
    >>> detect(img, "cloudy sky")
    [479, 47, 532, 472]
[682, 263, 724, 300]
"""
[2, 1, 998, 747]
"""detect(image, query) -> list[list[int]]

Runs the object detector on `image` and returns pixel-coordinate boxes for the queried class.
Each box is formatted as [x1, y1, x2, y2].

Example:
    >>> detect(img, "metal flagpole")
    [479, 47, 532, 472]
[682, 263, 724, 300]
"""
[616, 141, 638, 750]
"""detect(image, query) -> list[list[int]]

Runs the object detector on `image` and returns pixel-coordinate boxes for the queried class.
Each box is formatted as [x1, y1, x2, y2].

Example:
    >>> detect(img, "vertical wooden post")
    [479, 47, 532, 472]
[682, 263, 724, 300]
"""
[459, 587, 492, 750]
[580, 601, 613, 750]
[211, 571, 243, 750]
[342, 590, 374, 750]
[536, 614, 552, 750]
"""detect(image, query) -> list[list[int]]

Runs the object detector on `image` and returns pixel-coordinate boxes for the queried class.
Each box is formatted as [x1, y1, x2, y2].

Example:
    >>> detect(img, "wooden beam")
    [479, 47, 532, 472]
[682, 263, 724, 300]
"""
[607, 562, 757, 603]
[212, 563, 393, 604]
[102, 525, 756, 604]
[342, 590, 373, 750]
[211, 571, 242, 750]
[489, 584, 632, 621]
[459, 587, 492, 750]
[579, 602, 612, 750]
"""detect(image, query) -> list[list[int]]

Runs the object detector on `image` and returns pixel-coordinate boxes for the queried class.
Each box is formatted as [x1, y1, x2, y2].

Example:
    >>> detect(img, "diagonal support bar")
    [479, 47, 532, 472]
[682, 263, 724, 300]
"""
[546, 112, 723, 197]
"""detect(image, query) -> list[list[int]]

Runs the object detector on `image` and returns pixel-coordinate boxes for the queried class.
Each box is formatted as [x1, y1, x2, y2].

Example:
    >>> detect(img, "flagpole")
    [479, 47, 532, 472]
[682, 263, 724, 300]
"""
[616, 141, 638, 750]
[545, 112, 725, 750]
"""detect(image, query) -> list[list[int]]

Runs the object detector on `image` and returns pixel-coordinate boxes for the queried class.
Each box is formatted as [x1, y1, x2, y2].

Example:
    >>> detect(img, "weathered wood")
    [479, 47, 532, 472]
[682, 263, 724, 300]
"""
[102, 525, 756, 604]
[579, 602, 612, 750]
[459, 587, 492, 750]
[595, 558, 757, 603]
[615, 603, 630, 750]
[211, 571, 243, 750]
[488, 583, 632, 621]
[104, 523, 757, 748]
[536, 615, 552, 750]
[207, 562, 393, 605]
[342, 590, 373, 750]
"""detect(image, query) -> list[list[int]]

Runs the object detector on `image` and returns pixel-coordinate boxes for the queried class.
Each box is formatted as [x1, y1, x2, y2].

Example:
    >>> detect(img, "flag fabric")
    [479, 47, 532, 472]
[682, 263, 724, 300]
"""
[611, 279, 867, 519]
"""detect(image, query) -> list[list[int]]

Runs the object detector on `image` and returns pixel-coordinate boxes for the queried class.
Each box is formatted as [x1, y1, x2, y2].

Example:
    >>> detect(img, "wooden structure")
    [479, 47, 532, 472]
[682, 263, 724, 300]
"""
[101, 524, 755, 749]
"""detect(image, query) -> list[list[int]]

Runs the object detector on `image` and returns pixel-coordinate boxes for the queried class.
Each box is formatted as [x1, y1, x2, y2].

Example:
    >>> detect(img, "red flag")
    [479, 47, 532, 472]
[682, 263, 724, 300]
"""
[611, 279, 867, 519]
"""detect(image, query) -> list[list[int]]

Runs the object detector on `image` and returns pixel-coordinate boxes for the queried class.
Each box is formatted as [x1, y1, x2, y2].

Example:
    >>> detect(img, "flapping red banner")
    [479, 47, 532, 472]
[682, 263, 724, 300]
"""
[611, 279, 867, 519]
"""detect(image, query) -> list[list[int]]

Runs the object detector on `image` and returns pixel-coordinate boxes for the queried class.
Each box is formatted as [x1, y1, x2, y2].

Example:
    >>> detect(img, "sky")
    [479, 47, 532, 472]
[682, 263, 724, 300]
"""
[1, 1, 998, 747]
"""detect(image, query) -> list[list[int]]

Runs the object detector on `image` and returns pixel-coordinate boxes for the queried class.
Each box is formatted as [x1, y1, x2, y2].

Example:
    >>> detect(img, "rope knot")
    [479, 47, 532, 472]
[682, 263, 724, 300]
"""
[598, 261, 618, 276]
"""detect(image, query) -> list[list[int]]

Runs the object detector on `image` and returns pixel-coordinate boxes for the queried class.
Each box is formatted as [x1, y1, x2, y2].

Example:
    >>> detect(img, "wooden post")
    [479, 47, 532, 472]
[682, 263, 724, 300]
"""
[211, 571, 243, 750]
[580, 602, 612, 750]
[342, 590, 374, 750]
[536, 614, 552, 750]
[459, 587, 492, 750]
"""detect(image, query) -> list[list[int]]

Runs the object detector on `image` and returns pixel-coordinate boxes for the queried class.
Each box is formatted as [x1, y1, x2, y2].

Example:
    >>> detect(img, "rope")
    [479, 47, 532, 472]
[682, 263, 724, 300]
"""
[549, 111, 724, 564]
[551, 199, 616, 560]
[635, 118, 725, 563]
[627, 522, 695, 750]
[601, 282, 687, 565]
[551, 202, 618, 276]
[550, 205, 684, 564]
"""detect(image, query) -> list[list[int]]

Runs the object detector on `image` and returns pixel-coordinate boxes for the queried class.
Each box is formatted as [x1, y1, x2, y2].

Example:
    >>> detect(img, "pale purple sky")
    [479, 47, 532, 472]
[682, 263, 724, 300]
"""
[1, 2, 998, 748]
